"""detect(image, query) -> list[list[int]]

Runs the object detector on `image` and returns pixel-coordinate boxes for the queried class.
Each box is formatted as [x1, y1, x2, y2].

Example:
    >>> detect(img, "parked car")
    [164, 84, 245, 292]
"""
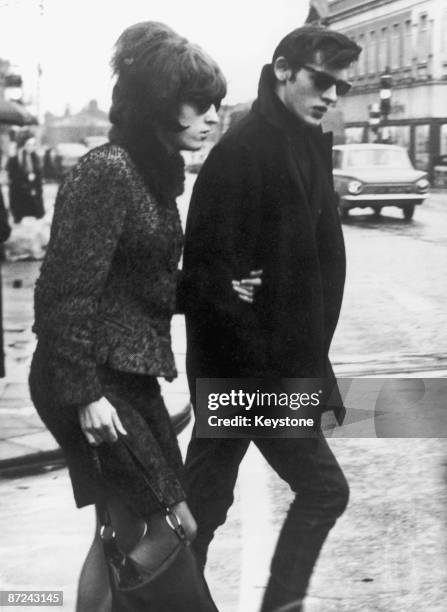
[332, 144, 430, 220]
[44, 142, 89, 181]
[83, 136, 109, 150]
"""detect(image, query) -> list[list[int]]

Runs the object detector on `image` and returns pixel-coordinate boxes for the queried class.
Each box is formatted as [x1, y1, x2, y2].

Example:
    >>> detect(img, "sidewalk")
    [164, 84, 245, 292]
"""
[0, 259, 55, 473]
[0, 259, 191, 474]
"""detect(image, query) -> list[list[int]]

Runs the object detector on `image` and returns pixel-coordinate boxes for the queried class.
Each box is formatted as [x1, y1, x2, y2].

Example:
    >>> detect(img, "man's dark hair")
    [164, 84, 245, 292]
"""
[273, 25, 361, 71]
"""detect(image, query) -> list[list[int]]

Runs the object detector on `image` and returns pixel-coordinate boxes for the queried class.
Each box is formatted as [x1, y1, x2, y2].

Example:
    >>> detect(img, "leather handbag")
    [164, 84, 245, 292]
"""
[98, 437, 219, 612]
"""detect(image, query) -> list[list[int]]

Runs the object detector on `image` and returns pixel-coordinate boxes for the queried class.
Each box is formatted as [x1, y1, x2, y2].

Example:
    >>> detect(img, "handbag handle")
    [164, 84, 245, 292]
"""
[96, 435, 186, 541]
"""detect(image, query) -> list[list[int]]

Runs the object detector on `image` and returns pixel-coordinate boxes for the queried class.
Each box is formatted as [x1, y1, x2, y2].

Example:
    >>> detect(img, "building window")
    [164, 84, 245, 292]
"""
[379, 27, 388, 71]
[387, 125, 410, 151]
[417, 14, 429, 62]
[369, 30, 377, 73]
[358, 34, 366, 75]
[440, 125, 447, 156]
[345, 127, 365, 144]
[414, 124, 430, 170]
[403, 20, 412, 67]
[441, 11, 447, 61]
[391, 24, 401, 69]
[347, 35, 357, 79]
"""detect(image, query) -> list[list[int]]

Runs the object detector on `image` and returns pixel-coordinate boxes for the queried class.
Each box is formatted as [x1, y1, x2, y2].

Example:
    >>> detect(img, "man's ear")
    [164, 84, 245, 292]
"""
[273, 56, 292, 82]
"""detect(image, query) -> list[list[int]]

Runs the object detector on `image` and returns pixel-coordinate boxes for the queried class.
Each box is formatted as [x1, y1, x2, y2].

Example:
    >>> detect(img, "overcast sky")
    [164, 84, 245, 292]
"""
[0, 0, 309, 115]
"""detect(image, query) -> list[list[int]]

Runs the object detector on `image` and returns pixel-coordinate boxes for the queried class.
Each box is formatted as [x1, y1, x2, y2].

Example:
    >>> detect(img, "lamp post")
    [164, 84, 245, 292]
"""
[369, 102, 381, 142]
[379, 71, 392, 143]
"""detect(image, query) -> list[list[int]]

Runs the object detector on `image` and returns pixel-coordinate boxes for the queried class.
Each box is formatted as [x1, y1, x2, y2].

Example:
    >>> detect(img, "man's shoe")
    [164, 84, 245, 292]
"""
[272, 603, 303, 612]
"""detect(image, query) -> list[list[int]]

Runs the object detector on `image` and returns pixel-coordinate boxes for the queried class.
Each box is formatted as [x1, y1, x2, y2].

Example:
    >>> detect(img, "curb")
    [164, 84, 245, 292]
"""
[0, 403, 193, 477]
[0, 448, 65, 478]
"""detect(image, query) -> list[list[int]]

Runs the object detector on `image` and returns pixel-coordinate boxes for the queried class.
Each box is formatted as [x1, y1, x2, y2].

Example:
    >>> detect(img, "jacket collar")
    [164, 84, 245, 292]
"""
[252, 64, 333, 152]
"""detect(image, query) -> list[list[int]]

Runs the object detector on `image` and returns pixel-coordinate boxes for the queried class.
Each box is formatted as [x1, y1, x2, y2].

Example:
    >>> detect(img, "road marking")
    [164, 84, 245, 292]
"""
[237, 445, 277, 612]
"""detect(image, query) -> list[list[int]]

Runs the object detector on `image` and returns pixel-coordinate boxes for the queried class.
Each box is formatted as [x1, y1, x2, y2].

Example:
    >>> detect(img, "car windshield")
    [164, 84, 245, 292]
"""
[344, 148, 412, 169]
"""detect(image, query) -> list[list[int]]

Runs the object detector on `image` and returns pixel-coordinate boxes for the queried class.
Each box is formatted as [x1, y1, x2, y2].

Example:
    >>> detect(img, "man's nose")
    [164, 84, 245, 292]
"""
[205, 105, 219, 124]
[321, 85, 337, 106]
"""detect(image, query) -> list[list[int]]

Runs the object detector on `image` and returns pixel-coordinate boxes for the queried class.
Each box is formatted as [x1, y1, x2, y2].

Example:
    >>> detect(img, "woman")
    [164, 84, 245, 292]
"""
[29, 21, 257, 610]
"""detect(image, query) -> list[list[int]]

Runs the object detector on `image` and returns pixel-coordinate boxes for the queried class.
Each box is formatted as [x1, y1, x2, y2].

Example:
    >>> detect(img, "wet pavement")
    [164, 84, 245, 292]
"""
[0, 182, 446, 611]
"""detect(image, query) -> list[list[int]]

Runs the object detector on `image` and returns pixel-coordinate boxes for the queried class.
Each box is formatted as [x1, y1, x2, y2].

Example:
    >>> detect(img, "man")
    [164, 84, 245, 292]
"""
[182, 26, 361, 612]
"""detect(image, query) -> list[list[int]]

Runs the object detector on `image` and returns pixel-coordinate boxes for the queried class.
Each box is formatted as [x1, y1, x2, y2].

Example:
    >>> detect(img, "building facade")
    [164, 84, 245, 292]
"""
[327, 0, 447, 179]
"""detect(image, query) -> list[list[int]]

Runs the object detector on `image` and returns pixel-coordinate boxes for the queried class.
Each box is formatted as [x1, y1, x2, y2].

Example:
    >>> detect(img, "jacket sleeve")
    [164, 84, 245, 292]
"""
[181, 141, 269, 373]
[33, 152, 129, 408]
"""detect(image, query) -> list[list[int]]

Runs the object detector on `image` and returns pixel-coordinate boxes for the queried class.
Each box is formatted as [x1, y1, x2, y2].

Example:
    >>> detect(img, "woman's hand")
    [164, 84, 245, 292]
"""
[78, 397, 127, 446]
[232, 269, 263, 304]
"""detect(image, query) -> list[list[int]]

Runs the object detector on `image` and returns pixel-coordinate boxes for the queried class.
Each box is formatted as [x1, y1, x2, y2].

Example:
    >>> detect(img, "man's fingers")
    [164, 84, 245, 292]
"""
[240, 278, 261, 287]
[232, 283, 254, 299]
[249, 269, 263, 277]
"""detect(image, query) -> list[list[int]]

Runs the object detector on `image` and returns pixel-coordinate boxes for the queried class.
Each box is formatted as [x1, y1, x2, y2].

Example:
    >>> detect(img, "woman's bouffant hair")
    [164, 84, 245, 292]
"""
[109, 21, 227, 132]
[108, 21, 226, 201]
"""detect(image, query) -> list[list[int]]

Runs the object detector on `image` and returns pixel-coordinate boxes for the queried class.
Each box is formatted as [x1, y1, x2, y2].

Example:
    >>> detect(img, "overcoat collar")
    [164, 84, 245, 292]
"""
[252, 64, 333, 172]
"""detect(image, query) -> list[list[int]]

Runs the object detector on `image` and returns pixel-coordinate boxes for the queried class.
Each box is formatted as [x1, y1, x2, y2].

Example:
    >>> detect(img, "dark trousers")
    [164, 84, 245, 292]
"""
[185, 432, 349, 610]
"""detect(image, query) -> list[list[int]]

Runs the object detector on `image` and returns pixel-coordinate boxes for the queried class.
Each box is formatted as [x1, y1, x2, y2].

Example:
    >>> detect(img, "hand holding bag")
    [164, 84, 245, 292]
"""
[98, 437, 219, 612]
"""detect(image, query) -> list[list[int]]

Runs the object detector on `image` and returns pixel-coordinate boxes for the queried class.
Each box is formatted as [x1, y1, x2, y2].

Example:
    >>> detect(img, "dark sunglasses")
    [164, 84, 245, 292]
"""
[190, 98, 222, 114]
[301, 65, 352, 97]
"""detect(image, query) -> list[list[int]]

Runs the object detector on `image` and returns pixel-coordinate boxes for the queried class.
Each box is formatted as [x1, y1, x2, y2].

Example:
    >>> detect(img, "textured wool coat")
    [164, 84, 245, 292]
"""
[29, 143, 186, 511]
[181, 66, 346, 417]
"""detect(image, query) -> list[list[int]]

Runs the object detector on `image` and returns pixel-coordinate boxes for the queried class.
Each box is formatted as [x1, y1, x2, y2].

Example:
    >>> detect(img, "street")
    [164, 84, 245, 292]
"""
[0, 181, 446, 611]
[333, 192, 447, 375]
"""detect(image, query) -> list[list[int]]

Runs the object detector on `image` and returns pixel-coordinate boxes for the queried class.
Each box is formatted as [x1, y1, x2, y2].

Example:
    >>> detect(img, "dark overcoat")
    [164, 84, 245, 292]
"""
[7, 151, 45, 222]
[181, 66, 346, 414]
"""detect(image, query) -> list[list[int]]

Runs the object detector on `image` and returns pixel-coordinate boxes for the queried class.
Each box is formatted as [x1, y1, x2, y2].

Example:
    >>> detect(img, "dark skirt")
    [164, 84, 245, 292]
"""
[29, 343, 186, 516]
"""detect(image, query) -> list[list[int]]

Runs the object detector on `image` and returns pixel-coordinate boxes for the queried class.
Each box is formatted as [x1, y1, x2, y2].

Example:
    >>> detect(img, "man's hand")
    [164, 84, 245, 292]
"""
[78, 397, 127, 446]
[232, 269, 263, 304]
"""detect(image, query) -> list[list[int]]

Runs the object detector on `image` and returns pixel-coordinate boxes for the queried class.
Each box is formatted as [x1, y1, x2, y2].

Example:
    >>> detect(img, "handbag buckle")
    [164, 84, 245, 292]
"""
[100, 524, 116, 542]
[165, 511, 187, 540]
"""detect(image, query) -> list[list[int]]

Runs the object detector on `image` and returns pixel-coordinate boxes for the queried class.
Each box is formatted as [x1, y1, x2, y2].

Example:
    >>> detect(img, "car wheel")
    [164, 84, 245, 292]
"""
[373, 206, 382, 216]
[403, 205, 415, 220]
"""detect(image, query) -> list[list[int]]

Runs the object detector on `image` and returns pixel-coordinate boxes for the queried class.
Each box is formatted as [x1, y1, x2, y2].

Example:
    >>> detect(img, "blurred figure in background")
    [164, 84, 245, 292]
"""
[0, 161, 11, 378]
[7, 135, 45, 223]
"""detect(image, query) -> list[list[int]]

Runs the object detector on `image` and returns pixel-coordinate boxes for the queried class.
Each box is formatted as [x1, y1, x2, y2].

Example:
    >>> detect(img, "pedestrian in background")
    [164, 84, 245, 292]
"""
[7, 135, 45, 223]
[0, 173, 11, 378]
[182, 25, 361, 612]
[28, 20, 256, 611]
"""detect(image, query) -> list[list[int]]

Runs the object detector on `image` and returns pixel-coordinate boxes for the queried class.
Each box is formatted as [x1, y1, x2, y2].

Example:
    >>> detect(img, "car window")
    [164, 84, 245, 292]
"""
[345, 148, 412, 169]
[332, 150, 343, 169]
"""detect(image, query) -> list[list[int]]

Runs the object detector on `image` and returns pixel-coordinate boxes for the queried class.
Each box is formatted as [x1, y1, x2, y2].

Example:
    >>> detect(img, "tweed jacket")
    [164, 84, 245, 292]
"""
[182, 65, 346, 419]
[33, 143, 183, 409]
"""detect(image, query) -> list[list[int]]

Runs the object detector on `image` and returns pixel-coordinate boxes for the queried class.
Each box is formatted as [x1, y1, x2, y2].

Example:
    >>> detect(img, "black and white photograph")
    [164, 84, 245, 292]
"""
[0, 1, 446, 611]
